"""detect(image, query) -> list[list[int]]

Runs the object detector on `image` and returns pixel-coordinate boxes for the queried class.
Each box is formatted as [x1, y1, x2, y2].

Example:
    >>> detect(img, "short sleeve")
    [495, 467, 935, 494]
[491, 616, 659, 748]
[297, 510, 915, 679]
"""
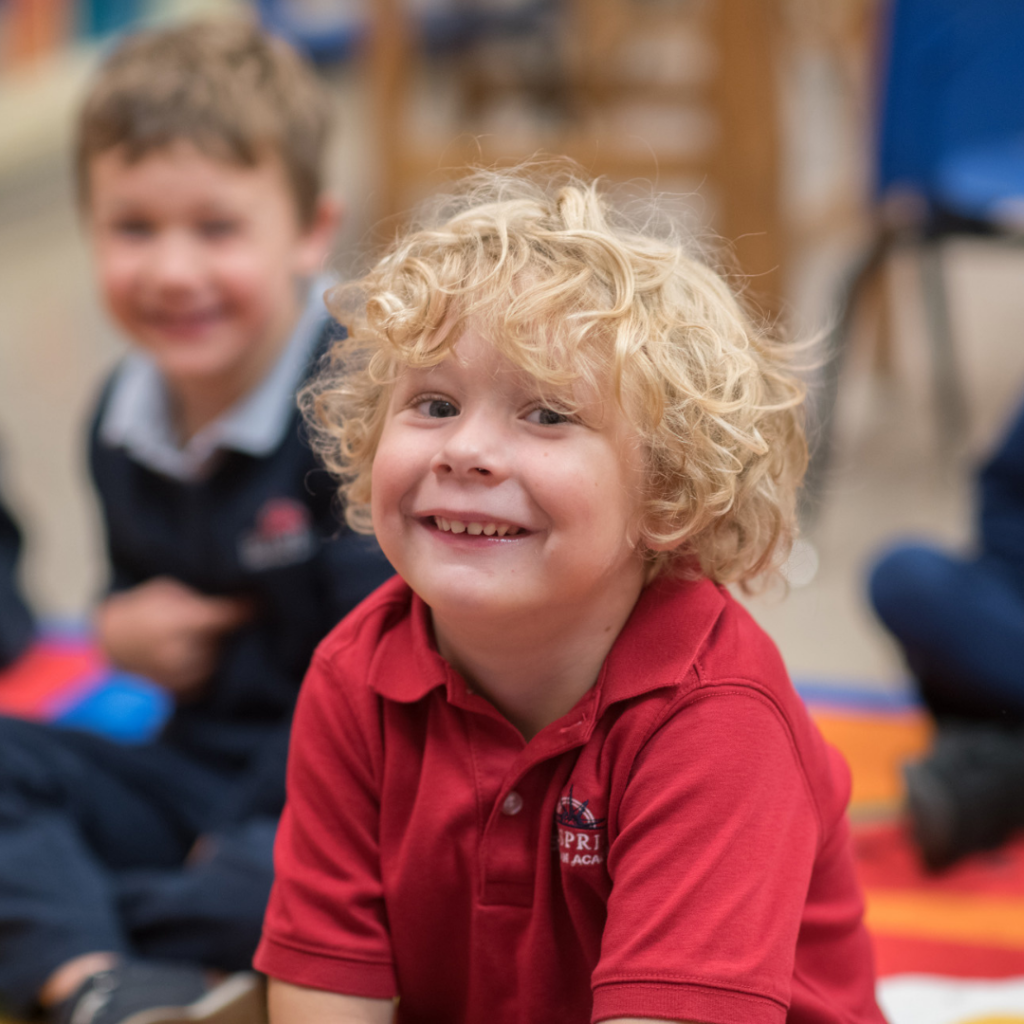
[592, 689, 822, 1024]
[254, 650, 397, 998]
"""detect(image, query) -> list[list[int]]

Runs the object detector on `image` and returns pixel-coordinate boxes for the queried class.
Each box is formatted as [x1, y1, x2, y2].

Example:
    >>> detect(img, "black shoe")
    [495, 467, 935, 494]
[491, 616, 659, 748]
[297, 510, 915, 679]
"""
[904, 722, 1024, 870]
[53, 963, 266, 1024]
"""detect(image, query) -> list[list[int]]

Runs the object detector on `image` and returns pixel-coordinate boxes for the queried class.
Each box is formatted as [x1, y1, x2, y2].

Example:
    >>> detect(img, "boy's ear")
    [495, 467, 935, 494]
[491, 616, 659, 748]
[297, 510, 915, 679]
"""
[642, 533, 686, 553]
[295, 194, 344, 276]
[634, 512, 686, 553]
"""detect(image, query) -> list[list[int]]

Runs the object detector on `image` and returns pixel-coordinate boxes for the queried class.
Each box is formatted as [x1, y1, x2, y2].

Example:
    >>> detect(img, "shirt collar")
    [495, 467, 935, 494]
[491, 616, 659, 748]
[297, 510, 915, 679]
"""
[99, 276, 333, 482]
[367, 586, 455, 704]
[594, 574, 725, 710]
[368, 575, 726, 712]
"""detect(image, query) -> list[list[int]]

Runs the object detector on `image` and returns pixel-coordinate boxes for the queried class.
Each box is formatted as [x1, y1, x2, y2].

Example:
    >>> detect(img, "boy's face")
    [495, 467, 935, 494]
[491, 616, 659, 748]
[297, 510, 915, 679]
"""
[371, 327, 648, 631]
[87, 141, 332, 400]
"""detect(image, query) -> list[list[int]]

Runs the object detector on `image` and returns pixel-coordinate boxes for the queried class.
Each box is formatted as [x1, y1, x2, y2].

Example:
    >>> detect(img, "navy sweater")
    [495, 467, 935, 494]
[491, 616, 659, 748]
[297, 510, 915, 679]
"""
[88, 329, 393, 819]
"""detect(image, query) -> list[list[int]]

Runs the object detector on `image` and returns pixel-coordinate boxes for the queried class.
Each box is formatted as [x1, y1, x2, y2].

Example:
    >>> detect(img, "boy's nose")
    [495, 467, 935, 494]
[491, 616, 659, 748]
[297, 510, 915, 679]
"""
[430, 411, 510, 482]
[147, 232, 204, 289]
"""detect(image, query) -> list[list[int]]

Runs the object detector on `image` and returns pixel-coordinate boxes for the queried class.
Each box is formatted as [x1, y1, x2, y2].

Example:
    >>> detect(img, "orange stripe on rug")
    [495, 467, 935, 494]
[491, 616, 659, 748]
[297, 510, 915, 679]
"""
[865, 890, 1024, 949]
[811, 709, 933, 818]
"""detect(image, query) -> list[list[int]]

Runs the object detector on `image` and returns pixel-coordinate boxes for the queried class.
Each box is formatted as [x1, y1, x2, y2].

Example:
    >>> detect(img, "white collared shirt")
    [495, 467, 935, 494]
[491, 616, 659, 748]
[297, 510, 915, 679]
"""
[99, 277, 334, 482]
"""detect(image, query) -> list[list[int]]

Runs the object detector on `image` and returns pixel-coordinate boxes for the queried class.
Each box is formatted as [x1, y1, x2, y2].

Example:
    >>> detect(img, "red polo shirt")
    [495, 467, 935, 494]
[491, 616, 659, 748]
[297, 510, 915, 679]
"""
[256, 575, 883, 1024]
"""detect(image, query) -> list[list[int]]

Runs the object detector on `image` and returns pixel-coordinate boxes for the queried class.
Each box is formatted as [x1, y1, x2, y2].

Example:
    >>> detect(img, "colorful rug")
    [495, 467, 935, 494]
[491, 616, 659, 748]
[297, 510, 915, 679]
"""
[802, 681, 1024, 1023]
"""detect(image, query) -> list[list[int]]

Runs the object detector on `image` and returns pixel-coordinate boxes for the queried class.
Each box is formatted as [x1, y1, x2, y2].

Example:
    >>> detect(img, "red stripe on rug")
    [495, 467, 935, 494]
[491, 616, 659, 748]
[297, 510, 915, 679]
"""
[0, 640, 105, 717]
[855, 823, 1024, 896]
[872, 932, 1024, 978]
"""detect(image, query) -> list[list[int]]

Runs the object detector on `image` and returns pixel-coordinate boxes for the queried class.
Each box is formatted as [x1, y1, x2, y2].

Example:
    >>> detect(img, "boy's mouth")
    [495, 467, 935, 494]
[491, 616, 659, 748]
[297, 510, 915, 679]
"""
[145, 308, 225, 334]
[432, 516, 524, 538]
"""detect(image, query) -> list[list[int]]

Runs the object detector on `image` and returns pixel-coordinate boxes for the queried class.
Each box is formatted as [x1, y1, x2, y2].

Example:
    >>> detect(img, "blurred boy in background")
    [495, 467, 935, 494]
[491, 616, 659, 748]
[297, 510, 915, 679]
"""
[0, 20, 392, 1024]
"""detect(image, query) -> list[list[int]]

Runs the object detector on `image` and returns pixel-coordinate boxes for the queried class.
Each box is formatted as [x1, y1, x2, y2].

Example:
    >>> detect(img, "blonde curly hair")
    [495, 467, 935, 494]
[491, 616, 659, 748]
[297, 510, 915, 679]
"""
[305, 165, 807, 586]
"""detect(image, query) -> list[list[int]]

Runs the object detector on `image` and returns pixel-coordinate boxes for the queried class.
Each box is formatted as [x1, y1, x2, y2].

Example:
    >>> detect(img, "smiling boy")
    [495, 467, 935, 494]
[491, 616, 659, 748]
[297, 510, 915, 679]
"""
[369, 327, 650, 739]
[0, 21, 392, 1024]
[256, 169, 885, 1024]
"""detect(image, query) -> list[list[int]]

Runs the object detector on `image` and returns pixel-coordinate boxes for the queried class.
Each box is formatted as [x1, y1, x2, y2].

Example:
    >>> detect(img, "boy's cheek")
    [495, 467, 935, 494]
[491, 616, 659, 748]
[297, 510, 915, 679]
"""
[214, 249, 293, 306]
[92, 241, 137, 294]
[95, 267, 133, 318]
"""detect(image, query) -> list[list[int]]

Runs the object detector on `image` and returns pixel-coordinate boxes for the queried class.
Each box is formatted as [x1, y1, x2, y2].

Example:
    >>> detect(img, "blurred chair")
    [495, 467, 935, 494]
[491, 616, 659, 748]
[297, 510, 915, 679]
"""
[365, 0, 787, 316]
[806, 0, 1024, 518]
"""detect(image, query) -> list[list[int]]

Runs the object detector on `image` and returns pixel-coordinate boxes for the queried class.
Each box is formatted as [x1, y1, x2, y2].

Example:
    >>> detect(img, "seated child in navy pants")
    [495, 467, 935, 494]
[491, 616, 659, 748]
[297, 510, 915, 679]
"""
[256, 168, 885, 1024]
[0, 20, 392, 1024]
[871, 395, 1024, 869]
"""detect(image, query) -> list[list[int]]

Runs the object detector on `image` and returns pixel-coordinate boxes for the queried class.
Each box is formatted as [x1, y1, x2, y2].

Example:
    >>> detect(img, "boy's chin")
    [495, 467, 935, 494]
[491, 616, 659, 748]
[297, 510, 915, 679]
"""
[149, 347, 250, 390]
[422, 584, 556, 629]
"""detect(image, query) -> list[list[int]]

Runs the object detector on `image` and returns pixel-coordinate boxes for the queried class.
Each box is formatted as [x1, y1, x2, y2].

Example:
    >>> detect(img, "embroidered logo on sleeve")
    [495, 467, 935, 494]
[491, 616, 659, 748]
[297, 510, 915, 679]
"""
[555, 784, 607, 867]
[238, 498, 315, 571]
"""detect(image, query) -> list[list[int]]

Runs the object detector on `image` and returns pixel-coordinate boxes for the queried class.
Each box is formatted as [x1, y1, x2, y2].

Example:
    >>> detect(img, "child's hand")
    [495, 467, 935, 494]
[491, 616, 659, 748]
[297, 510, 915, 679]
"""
[95, 576, 253, 699]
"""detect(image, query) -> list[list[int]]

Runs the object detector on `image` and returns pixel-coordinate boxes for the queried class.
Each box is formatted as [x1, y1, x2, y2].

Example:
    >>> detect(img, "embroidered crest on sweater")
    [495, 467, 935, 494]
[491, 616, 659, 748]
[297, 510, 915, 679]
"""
[239, 498, 314, 570]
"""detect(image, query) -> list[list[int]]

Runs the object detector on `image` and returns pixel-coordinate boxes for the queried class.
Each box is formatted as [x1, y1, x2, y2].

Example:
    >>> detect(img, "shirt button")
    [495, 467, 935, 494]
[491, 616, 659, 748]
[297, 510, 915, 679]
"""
[501, 791, 524, 816]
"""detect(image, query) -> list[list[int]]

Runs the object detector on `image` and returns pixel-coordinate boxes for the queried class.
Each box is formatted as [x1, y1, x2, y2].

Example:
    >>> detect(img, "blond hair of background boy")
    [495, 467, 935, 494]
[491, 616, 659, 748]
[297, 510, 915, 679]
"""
[0, 19, 393, 1024]
[256, 167, 886, 1024]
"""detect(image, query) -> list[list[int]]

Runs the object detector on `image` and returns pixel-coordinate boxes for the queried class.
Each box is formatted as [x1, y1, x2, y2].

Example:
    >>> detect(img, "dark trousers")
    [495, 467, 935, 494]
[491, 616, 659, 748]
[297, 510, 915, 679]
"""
[869, 546, 1024, 722]
[0, 716, 276, 1017]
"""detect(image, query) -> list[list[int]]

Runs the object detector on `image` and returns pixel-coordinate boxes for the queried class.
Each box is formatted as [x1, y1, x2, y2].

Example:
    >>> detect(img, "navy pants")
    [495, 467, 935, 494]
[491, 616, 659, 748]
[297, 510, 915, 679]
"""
[869, 547, 1024, 721]
[0, 716, 275, 1017]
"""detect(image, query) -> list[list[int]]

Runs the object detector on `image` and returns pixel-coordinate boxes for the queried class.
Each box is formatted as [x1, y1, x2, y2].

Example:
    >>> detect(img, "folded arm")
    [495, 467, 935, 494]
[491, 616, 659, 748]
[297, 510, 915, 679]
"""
[268, 979, 394, 1024]
[267, 984, 690, 1024]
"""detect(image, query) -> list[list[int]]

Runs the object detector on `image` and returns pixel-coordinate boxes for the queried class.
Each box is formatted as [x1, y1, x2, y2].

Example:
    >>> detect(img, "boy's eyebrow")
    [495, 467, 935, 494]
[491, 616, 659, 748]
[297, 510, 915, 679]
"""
[390, 363, 453, 397]
[399, 362, 449, 383]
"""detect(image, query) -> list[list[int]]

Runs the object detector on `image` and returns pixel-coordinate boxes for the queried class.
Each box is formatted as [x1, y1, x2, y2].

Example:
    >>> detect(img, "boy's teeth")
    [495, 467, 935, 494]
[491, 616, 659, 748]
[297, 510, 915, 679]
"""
[433, 517, 520, 537]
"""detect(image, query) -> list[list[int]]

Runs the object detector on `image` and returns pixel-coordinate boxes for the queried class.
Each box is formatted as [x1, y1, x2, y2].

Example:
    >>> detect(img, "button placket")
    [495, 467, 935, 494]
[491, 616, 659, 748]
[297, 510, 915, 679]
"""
[479, 777, 541, 906]
[477, 717, 596, 906]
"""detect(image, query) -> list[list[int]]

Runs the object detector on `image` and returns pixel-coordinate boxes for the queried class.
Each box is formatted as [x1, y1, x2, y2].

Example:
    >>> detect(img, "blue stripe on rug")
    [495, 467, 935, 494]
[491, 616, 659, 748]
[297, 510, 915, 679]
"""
[793, 679, 921, 712]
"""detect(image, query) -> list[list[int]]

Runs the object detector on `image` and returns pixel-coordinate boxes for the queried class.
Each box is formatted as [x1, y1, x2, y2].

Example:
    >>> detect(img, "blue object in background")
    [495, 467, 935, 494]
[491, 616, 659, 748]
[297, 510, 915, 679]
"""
[257, 0, 555, 65]
[257, 0, 364, 63]
[77, 0, 143, 39]
[54, 671, 172, 744]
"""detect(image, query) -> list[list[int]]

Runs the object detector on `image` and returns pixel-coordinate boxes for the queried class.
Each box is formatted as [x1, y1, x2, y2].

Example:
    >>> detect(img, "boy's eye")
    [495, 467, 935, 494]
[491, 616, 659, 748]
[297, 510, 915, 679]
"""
[526, 406, 571, 426]
[416, 398, 459, 418]
[198, 219, 239, 239]
[113, 219, 154, 239]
